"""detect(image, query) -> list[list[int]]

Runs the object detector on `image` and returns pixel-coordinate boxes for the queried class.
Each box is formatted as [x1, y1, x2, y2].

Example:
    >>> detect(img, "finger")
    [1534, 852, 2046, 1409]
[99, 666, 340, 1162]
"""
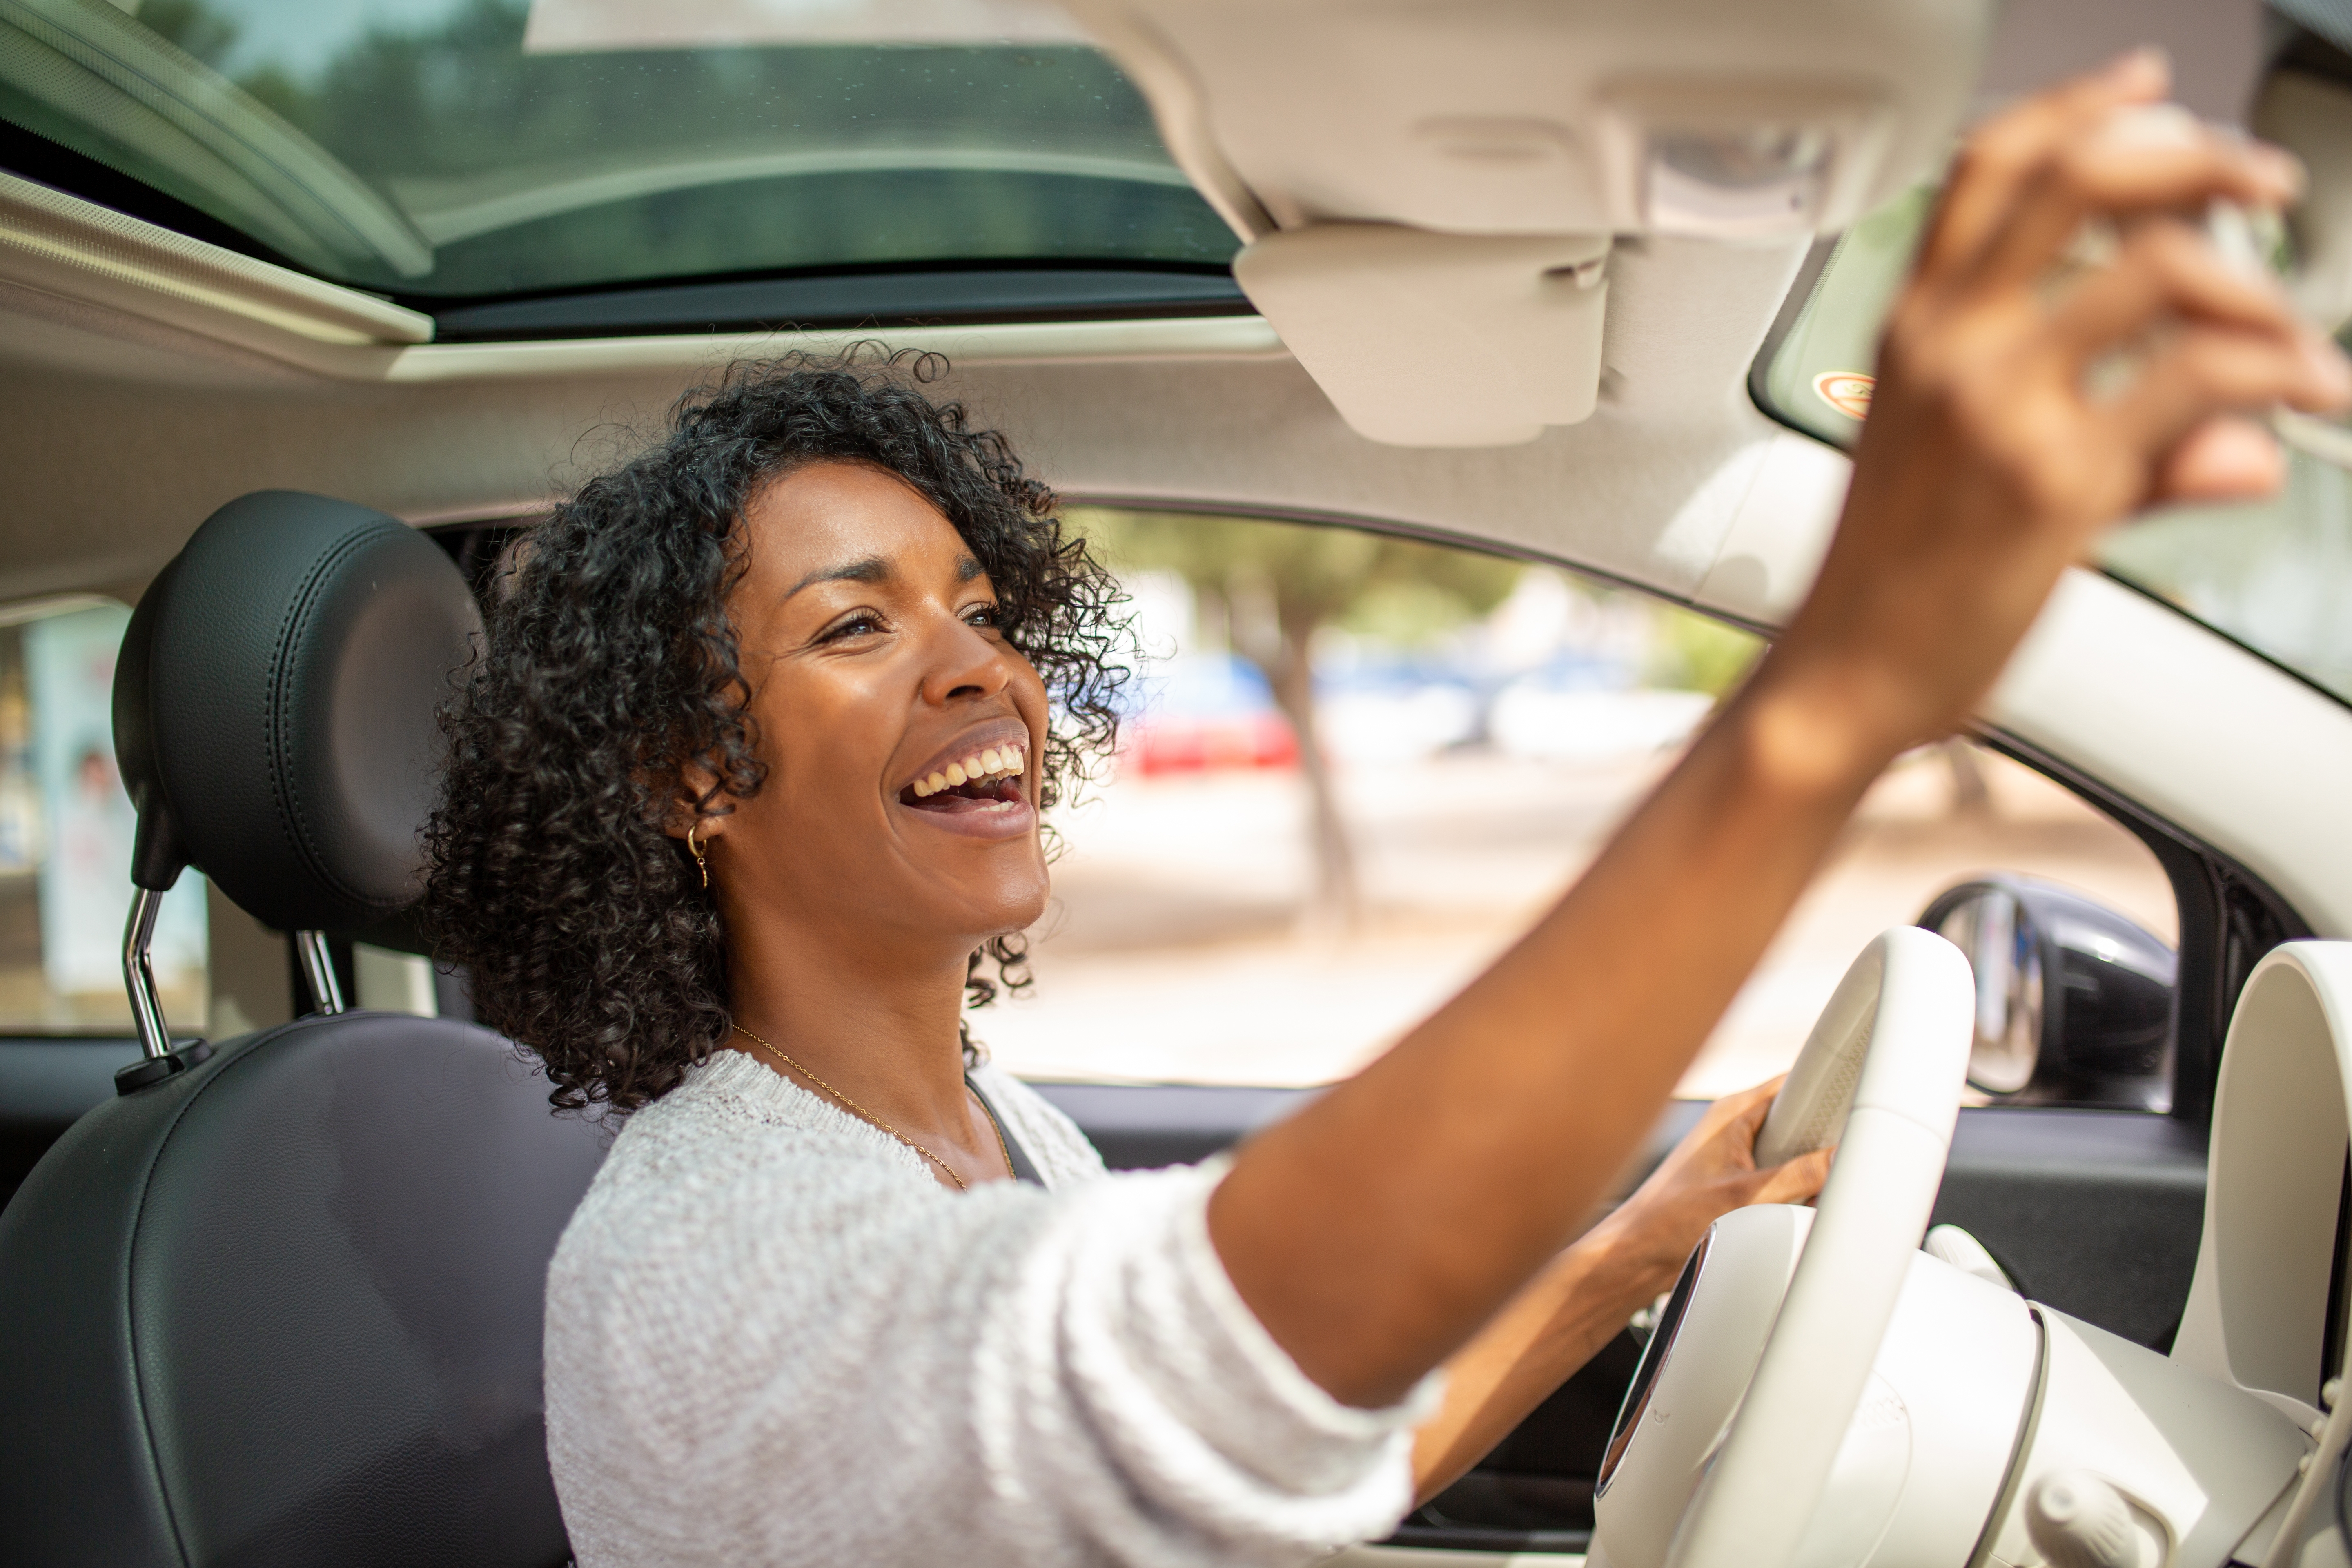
[2106, 325, 2352, 462]
[1682, 1077, 1777, 1139]
[2042, 218, 2304, 367]
[1731, 1077, 1785, 1137]
[1684, 1077, 1786, 1159]
[1718, 1076, 1785, 1122]
[1751, 1146, 1835, 1206]
[1918, 48, 2172, 280]
[1961, 114, 2303, 299]
[2149, 414, 2288, 503]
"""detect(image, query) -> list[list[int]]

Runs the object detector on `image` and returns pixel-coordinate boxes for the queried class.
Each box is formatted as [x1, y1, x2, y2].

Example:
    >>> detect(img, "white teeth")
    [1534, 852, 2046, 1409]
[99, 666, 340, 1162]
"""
[908, 743, 1027, 800]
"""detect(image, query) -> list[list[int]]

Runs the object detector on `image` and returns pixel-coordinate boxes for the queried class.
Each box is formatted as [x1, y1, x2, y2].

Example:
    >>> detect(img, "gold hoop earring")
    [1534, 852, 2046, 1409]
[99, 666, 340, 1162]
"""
[686, 820, 709, 889]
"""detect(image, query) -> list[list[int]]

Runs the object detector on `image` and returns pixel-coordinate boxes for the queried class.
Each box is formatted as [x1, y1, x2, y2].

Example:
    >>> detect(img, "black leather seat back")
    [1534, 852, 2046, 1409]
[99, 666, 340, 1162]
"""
[0, 492, 604, 1567]
[0, 1014, 601, 1567]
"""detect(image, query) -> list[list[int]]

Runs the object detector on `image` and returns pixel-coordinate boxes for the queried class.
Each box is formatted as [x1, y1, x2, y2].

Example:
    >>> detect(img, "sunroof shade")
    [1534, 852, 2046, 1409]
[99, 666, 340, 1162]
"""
[0, 0, 1241, 298]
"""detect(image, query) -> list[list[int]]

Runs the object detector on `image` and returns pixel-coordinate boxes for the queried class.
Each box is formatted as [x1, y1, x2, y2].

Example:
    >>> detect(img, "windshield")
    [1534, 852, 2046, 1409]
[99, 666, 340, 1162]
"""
[1754, 182, 2352, 708]
[2103, 452, 2352, 704]
[0, 0, 1239, 301]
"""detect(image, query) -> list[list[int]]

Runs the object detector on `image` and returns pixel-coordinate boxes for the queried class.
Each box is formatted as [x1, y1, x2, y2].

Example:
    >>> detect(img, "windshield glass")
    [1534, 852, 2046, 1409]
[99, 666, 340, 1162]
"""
[2103, 451, 2352, 703]
[1754, 183, 2352, 707]
[0, 0, 1238, 298]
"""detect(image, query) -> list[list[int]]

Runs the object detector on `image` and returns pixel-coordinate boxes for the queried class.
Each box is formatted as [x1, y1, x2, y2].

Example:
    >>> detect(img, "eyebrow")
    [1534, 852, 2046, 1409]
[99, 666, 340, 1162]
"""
[782, 552, 987, 601]
[785, 555, 890, 600]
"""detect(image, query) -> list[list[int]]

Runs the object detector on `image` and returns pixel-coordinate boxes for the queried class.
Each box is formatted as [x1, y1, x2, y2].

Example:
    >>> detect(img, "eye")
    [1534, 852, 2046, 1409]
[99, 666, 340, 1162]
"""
[819, 610, 886, 643]
[964, 602, 1002, 629]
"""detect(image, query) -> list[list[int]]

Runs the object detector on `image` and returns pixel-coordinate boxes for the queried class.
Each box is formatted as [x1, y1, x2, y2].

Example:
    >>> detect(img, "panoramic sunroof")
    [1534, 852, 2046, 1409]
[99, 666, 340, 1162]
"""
[0, 0, 1243, 304]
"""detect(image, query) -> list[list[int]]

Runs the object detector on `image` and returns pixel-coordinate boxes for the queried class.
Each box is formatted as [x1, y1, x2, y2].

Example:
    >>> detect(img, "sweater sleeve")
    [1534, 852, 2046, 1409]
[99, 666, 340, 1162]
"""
[546, 1112, 1439, 1568]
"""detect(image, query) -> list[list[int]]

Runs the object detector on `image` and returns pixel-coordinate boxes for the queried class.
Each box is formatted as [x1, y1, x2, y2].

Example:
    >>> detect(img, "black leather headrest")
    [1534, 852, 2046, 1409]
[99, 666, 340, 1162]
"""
[114, 492, 482, 933]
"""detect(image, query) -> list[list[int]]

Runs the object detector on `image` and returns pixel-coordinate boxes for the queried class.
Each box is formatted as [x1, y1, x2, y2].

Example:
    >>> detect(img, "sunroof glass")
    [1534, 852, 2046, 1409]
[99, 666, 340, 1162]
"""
[0, 0, 1241, 298]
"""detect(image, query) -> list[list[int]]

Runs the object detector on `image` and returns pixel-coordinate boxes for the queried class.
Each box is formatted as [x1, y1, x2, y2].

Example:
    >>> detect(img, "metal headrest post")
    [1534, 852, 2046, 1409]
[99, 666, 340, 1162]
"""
[296, 930, 347, 1015]
[114, 877, 212, 1096]
[121, 886, 171, 1060]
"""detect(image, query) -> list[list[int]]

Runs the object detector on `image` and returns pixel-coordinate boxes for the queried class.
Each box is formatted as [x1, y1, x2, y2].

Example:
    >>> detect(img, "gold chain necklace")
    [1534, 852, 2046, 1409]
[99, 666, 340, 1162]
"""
[731, 1023, 1011, 1191]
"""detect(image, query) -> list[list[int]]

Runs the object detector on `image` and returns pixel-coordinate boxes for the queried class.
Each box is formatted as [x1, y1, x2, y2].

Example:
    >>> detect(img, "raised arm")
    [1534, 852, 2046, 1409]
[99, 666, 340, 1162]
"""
[1209, 51, 2351, 1410]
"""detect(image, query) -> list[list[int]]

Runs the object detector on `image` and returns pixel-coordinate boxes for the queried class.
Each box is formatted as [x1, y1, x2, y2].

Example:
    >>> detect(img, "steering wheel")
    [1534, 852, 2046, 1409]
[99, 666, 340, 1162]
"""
[1591, 926, 1976, 1568]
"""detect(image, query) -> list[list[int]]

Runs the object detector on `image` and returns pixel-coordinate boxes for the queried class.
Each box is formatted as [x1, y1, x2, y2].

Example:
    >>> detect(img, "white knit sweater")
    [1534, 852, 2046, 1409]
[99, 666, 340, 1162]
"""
[544, 1051, 1437, 1567]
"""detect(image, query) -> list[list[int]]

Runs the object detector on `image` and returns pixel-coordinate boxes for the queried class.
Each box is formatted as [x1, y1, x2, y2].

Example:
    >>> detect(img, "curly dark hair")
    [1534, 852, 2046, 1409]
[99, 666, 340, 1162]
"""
[422, 348, 1128, 1115]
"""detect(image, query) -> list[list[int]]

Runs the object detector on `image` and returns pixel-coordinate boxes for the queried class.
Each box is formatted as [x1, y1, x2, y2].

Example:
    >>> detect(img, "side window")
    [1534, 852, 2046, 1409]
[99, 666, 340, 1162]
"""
[0, 599, 208, 1034]
[984, 512, 2175, 1109]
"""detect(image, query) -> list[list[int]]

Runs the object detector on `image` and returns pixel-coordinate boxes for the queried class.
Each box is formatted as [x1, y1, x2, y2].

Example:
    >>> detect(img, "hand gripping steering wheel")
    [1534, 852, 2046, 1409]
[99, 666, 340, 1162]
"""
[1592, 926, 1976, 1568]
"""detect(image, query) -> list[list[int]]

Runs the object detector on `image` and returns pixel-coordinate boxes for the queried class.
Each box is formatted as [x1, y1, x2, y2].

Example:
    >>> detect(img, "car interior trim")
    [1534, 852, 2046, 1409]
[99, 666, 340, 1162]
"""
[1984, 570, 2352, 943]
[426, 266, 1254, 342]
[0, 170, 434, 348]
[0, 169, 1287, 382]
[376, 314, 1291, 385]
[1984, 728, 2313, 1131]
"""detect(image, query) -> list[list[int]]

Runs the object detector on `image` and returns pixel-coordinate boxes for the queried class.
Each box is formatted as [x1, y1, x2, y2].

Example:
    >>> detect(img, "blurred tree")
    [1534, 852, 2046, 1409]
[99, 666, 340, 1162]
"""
[1074, 509, 1518, 927]
[136, 0, 240, 68]
[1642, 603, 1763, 697]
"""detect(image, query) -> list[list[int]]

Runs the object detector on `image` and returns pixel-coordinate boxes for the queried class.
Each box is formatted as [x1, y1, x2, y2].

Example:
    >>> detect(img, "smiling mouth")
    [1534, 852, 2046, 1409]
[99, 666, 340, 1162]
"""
[900, 744, 1027, 813]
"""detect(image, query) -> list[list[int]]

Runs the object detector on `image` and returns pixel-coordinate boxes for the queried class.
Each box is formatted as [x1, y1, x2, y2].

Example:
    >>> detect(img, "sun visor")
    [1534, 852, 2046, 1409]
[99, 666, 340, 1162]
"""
[1232, 225, 1608, 446]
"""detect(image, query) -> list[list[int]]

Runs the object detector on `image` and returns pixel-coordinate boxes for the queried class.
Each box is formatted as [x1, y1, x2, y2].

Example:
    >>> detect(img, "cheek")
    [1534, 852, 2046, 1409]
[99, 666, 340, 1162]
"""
[747, 684, 898, 842]
[1010, 664, 1052, 740]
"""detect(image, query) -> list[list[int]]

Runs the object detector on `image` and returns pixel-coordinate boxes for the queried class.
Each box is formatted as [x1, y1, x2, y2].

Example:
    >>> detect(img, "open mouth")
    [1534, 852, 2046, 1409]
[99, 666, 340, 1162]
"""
[900, 743, 1028, 812]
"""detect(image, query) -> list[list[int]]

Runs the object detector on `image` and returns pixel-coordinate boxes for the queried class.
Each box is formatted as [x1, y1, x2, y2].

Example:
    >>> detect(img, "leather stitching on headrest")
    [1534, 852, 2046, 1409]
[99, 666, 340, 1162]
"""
[262, 523, 405, 917]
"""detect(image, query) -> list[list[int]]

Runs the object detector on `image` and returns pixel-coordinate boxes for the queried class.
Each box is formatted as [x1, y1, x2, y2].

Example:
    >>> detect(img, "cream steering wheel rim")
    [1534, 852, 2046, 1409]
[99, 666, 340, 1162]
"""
[1610, 925, 1976, 1568]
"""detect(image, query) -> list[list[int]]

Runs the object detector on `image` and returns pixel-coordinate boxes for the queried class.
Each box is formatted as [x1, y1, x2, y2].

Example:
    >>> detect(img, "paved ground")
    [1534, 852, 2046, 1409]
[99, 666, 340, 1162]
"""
[979, 741, 2174, 1097]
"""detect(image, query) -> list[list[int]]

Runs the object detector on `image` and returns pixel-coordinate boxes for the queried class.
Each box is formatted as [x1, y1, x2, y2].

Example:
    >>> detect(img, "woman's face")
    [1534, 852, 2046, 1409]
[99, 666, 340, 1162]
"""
[710, 461, 1052, 958]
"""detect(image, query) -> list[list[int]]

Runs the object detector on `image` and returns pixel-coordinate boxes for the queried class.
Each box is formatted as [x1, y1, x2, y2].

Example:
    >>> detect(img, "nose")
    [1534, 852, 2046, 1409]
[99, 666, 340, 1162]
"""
[918, 610, 1014, 707]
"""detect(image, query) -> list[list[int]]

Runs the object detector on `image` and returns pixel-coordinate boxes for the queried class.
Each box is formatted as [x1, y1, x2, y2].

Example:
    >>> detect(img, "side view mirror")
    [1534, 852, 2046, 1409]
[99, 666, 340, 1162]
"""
[1916, 874, 2175, 1109]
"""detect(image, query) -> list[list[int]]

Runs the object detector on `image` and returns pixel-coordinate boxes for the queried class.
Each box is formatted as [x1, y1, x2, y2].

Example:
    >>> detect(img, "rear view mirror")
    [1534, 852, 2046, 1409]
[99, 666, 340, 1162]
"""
[1917, 875, 2175, 1109]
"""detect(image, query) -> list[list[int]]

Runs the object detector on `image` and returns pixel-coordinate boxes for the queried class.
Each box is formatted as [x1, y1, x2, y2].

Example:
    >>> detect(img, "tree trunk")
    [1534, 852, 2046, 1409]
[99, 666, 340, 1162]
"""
[1259, 623, 1358, 932]
[1941, 737, 1992, 817]
[1211, 578, 1360, 931]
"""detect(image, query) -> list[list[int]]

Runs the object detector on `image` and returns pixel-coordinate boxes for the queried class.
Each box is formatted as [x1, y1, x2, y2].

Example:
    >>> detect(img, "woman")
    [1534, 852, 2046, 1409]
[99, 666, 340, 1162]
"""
[425, 56, 2346, 1568]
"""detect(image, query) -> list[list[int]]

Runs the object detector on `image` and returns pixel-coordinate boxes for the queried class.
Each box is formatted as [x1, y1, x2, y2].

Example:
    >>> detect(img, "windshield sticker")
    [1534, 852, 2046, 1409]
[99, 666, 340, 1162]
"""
[1812, 371, 1875, 421]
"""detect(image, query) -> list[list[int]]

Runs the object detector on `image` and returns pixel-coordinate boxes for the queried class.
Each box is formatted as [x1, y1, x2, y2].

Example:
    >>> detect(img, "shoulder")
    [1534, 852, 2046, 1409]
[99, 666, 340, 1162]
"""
[968, 1062, 1108, 1189]
[549, 1052, 937, 1302]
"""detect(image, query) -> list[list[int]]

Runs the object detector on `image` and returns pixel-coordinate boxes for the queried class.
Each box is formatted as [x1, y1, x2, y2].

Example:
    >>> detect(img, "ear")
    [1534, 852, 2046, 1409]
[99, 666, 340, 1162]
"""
[662, 758, 732, 842]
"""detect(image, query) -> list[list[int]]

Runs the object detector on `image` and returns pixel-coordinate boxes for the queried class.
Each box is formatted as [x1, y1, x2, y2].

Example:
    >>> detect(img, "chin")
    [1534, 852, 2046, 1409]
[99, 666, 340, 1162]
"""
[986, 889, 1051, 939]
